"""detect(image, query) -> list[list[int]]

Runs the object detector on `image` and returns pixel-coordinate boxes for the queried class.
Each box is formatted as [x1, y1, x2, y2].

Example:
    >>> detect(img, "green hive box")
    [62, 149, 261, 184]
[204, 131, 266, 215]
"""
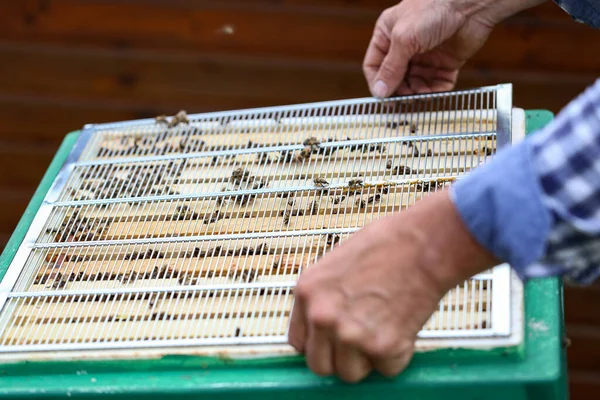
[0, 109, 567, 399]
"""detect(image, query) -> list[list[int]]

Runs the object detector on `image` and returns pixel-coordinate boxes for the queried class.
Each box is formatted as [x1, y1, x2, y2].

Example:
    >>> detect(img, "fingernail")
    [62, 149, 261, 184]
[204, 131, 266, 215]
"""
[372, 80, 388, 98]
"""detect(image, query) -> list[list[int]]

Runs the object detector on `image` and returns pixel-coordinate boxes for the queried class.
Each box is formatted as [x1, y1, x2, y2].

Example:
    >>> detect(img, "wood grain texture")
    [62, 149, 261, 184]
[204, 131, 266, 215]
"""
[0, 1, 597, 72]
[0, 1, 598, 395]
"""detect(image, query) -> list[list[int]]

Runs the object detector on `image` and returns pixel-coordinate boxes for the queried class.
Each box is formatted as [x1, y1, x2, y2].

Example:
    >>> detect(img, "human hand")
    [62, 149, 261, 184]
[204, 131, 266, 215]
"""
[288, 190, 498, 383]
[363, 0, 546, 97]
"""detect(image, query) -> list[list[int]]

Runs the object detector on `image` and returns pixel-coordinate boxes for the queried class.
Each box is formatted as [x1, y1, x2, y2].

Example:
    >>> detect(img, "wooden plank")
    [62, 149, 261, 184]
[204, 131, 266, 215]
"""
[89, 123, 496, 161]
[0, 99, 159, 143]
[174, 153, 483, 181]
[2, 314, 289, 345]
[564, 286, 600, 326]
[11, 287, 487, 326]
[0, 44, 369, 111]
[0, 233, 10, 254]
[34, 253, 298, 283]
[49, 186, 427, 222]
[0, 143, 56, 188]
[0, 188, 34, 232]
[0, 1, 596, 72]
[35, 234, 336, 262]
[91, 193, 429, 239]
[12, 292, 296, 324]
[566, 324, 600, 371]
[569, 371, 600, 400]
[3, 308, 485, 345]
[0, 2, 374, 63]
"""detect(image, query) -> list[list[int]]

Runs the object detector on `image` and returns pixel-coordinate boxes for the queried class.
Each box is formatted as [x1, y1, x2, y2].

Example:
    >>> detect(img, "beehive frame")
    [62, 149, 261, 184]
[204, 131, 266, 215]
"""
[0, 85, 524, 361]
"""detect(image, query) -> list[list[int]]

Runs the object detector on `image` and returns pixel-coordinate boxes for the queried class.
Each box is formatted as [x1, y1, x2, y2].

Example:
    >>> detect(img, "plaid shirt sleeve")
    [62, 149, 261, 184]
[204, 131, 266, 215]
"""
[450, 78, 600, 285]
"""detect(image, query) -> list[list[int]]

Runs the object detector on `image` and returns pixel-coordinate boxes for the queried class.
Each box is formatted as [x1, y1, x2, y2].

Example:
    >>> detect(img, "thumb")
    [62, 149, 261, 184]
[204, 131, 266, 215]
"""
[372, 33, 417, 98]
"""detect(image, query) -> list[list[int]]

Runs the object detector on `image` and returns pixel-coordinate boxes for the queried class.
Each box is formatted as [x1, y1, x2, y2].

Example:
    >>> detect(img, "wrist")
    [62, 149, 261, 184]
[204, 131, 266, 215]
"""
[393, 190, 498, 291]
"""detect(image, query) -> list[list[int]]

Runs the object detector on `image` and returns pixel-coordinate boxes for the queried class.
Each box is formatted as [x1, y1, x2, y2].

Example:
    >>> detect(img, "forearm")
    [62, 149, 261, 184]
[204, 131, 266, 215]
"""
[450, 0, 548, 25]
[391, 190, 499, 292]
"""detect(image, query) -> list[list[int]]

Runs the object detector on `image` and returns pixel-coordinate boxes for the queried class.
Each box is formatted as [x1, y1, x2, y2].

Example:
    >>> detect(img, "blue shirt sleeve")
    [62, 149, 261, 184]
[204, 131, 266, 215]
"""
[449, 139, 556, 282]
[449, 79, 600, 285]
[553, 0, 600, 29]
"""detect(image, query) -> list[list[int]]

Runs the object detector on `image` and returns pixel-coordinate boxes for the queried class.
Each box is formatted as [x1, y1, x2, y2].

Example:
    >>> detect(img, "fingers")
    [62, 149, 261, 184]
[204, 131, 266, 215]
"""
[372, 30, 417, 98]
[334, 340, 372, 383]
[362, 28, 391, 96]
[305, 297, 339, 376]
[288, 296, 307, 353]
[305, 325, 334, 376]
[372, 352, 413, 377]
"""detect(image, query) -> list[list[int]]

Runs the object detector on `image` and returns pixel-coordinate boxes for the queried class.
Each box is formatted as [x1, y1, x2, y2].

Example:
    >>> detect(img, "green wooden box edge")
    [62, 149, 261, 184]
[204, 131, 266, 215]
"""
[0, 112, 567, 399]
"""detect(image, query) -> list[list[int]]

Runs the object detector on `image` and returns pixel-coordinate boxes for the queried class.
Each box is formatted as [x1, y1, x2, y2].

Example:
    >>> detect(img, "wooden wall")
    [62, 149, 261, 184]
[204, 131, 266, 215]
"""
[0, 1, 598, 397]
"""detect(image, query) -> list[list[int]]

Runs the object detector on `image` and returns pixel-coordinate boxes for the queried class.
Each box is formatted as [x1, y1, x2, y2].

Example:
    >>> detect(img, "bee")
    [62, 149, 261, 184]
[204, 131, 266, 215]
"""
[177, 275, 194, 286]
[367, 193, 381, 204]
[168, 110, 190, 128]
[179, 137, 204, 152]
[386, 160, 393, 170]
[303, 137, 321, 147]
[282, 210, 291, 226]
[293, 146, 313, 163]
[377, 186, 390, 195]
[252, 178, 269, 190]
[355, 198, 366, 209]
[426, 148, 433, 157]
[145, 249, 164, 259]
[407, 141, 420, 156]
[232, 193, 251, 206]
[386, 120, 409, 129]
[326, 233, 340, 246]
[476, 146, 493, 156]
[417, 180, 444, 191]
[49, 273, 67, 290]
[308, 200, 320, 215]
[155, 115, 169, 125]
[330, 195, 346, 204]
[392, 165, 411, 175]
[235, 327, 242, 338]
[410, 122, 418, 133]
[228, 267, 257, 283]
[215, 196, 227, 207]
[271, 259, 281, 272]
[279, 149, 294, 163]
[257, 152, 273, 165]
[203, 210, 223, 224]
[255, 243, 270, 255]
[175, 205, 196, 220]
[287, 198, 296, 207]
[124, 252, 141, 261]
[369, 144, 387, 153]
[348, 179, 364, 193]
[230, 167, 250, 183]
[313, 177, 329, 187]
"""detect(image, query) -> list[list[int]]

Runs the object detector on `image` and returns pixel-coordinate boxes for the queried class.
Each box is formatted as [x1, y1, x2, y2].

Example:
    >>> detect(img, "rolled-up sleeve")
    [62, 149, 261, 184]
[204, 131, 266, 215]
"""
[450, 79, 600, 285]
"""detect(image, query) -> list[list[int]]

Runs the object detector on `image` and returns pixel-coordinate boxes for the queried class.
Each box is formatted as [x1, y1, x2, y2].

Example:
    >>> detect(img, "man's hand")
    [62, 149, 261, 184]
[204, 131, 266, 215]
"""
[288, 190, 499, 383]
[363, 0, 546, 97]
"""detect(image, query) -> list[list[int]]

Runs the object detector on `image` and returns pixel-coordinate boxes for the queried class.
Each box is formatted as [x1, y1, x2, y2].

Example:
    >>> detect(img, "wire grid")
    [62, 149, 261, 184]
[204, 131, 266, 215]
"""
[78, 88, 498, 162]
[0, 86, 510, 353]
